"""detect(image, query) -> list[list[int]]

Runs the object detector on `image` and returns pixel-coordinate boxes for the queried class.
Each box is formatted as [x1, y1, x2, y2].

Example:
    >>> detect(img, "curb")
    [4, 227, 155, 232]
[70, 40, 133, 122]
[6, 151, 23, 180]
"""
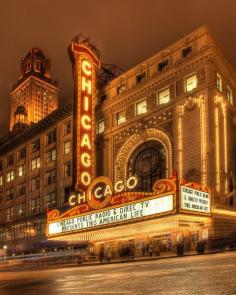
[0, 250, 224, 272]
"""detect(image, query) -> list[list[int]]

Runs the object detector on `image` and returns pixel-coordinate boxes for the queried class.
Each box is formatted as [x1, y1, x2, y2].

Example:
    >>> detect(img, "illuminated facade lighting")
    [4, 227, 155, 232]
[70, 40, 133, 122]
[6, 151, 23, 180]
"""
[69, 41, 100, 192]
[1, 26, 236, 255]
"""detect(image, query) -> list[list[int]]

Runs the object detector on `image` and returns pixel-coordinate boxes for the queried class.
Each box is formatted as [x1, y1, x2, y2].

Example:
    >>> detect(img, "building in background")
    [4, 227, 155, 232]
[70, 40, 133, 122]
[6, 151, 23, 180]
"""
[0, 26, 236, 255]
[10, 47, 58, 131]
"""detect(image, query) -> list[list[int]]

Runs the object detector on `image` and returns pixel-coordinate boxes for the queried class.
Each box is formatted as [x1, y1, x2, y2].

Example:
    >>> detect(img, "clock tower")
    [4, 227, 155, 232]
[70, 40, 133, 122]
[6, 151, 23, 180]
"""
[10, 47, 58, 130]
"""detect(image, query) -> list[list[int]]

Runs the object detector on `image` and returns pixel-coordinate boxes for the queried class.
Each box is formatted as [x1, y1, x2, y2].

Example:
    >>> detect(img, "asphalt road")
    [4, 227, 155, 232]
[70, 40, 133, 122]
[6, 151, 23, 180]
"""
[1, 252, 236, 295]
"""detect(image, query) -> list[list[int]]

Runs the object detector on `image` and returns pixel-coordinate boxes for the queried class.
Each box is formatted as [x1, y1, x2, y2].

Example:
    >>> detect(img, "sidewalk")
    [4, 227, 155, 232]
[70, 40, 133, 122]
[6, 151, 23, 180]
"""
[85, 249, 222, 266]
[0, 249, 222, 272]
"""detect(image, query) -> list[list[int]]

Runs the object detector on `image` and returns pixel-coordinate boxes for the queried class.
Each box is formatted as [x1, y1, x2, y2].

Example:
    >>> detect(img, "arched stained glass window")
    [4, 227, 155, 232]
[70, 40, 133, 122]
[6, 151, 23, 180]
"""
[128, 140, 166, 192]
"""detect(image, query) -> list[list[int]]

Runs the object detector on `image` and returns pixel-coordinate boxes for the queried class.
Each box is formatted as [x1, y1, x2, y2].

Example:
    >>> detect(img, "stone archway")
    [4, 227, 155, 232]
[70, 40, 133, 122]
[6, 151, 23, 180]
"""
[114, 128, 173, 183]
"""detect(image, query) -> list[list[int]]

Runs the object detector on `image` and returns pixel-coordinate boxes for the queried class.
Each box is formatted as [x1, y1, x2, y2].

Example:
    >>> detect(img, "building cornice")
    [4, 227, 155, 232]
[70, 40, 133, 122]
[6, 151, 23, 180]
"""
[102, 51, 210, 113]
[11, 73, 58, 94]
[0, 103, 72, 155]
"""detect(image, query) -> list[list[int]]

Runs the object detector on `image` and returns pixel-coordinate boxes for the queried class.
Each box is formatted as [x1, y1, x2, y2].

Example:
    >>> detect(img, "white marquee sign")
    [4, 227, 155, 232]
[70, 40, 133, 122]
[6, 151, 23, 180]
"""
[48, 194, 174, 235]
[180, 186, 210, 213]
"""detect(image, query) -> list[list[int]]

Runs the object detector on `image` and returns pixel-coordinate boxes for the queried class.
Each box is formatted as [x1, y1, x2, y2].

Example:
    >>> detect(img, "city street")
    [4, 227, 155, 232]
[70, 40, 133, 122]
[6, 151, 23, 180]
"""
[1, 252, 236, 294]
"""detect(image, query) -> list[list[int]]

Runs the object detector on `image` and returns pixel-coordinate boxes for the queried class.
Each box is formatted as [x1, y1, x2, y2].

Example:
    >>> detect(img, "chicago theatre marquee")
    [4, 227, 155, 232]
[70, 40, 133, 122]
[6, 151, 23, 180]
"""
[1, 26, 236, 255]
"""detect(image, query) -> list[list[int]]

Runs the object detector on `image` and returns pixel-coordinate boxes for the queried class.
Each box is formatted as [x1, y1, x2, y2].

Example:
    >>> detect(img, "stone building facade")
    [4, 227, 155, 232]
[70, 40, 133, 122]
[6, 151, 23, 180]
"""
[0, 26, 236, 254]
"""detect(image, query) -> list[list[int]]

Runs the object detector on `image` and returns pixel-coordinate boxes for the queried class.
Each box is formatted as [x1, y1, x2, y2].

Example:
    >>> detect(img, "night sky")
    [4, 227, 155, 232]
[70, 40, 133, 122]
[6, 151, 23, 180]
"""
[1, 0, 236, 135]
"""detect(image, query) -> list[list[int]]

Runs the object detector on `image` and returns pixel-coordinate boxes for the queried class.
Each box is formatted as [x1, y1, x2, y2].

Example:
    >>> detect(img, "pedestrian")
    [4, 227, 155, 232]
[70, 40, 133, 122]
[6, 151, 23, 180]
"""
[106, 247, 112, 262]
[142, 245, 146, 256]
[127, 245, 131, 260]
[149, 243, 153, 257]
[130, 245, 135, 260]
[146, 244, 149, 255]
[99, 248, 104, 263]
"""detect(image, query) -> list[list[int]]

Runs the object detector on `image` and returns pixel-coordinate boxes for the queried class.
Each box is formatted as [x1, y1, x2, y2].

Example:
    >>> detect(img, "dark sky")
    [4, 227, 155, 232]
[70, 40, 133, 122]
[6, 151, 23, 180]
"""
[1, 0, 236, 135]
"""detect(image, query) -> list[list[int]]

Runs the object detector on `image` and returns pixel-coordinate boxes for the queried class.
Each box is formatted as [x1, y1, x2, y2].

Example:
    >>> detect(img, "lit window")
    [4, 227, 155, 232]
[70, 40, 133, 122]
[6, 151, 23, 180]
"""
[0, 176, 2, 186]
[97, 120, 105, 134]
[31, 157, 40, 170]
[6, 170, 14, 183]
[136, 99, 147, 115]
[64, 141, 71, 155]
[186, 74, 197, 92]
[18, 164, 26, 177]
[117, 110, 126, 125]
[158, 88, 170, 105]
[216, 73, 222, 92]
[46, 149, 56, 163]
[64, 162, 71, 178]
[227, 86, 233, 105]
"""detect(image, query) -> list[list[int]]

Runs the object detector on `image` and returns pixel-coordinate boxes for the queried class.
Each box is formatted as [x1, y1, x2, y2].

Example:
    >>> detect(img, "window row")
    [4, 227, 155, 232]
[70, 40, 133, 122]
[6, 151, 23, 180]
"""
[0, 162, 71, 186]
[97, 74, 198, 131]
[4, 193, 57, 221]
[0, 141, 71, 182]
[116, 46, 193, 95]
[0, 219, 44, 242]
[0, 123, 71, 170]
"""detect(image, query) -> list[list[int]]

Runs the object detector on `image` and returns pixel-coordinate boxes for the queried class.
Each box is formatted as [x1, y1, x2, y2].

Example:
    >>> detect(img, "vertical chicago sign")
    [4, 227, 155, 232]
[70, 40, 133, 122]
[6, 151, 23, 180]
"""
[69, 37, 101, 192]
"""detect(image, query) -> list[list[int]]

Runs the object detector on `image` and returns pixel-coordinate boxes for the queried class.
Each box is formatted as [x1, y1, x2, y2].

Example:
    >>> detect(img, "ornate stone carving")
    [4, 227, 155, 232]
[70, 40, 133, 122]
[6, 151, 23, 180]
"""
[105, 116, 110, 129]
[185, 99, 196, 112]
[114, 140, 126, 158]
[153, 178, 176, 194]
[115, 128, 173, 182]
[147, 93, 156, 110]
[197, 68, 206, 85]
[176, 79, 183, 96]
[113, 111, 173, 144]
[126, 104, 134, 120]
[161, 121, 173, 136]
[184, 168, 201, 182]
[170, 84, 175, 100]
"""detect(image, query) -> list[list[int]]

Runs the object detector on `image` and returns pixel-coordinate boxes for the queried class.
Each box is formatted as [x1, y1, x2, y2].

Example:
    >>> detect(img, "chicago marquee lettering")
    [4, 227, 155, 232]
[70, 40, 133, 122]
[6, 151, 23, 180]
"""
[69, 41, 100, 192]
[69, 176, 138, 207]
[80, 58, 93, 187]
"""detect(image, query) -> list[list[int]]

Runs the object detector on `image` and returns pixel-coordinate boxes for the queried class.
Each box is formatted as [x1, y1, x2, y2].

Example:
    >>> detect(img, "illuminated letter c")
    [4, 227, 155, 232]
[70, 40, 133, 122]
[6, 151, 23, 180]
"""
[82, 59, 92, 76]
[81, 115, 91, 130]
[94, 187, 103, 199]
[69, 194, 76, 206]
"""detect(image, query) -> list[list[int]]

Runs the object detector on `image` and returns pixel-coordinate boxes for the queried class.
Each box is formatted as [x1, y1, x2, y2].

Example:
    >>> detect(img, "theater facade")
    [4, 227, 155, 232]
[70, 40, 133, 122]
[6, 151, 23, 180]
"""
[1, 26, 236, 255]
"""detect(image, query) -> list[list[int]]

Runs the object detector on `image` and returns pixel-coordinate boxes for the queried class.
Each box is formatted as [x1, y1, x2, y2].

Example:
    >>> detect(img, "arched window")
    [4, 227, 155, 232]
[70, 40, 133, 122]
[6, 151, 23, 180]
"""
[127, 140, 166, 192]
